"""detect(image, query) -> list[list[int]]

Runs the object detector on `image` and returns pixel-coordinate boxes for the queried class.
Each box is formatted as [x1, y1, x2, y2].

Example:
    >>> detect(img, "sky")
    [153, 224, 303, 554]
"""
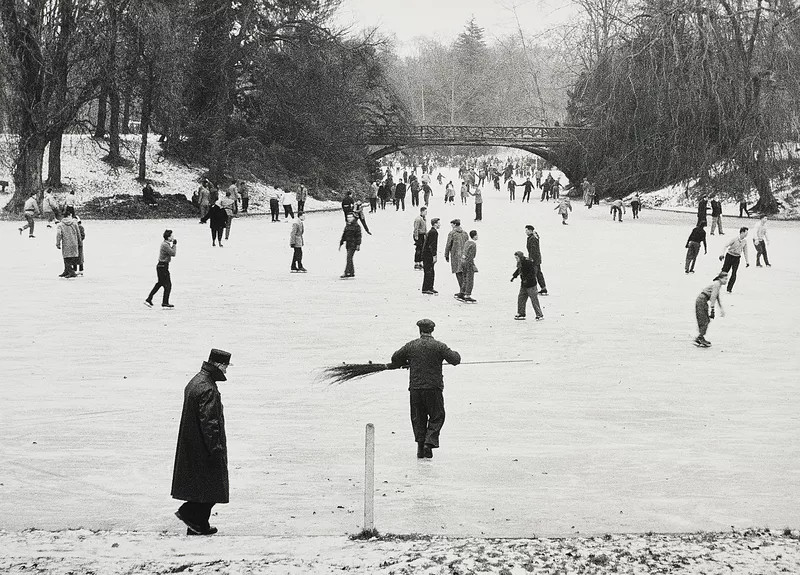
[331, 0, 578, 56]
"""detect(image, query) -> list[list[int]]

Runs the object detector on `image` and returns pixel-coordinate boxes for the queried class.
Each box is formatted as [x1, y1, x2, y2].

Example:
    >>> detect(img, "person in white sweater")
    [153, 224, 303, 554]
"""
[281, 189, 296, 220]
[719, 227, 750, 293]
[753, 215, 771, 267]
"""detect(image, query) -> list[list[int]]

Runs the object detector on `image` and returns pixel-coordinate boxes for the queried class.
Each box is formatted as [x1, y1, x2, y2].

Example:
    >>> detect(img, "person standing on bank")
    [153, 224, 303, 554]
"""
[694, 272, 728, 348]
[339, 212, 362, 278]
[290, 212, 307, 273]
[145, 229, 177, 308]
[19, 191, 40, 238]
[172, 349, 232, 535]
[421, 218, 440, 295]
[709, 196, 724, 235]
[413, 207, 427, 270]
[719, 226, 750, 293]
[296, 183, 307, 214]
[387, 319, 461, 459]
[753, 215, 770, 267]
[511, 251, 543, 320]
[55, 213, 82, 278]
[525, 225, 548, 295]
[684, 220, 707, 274]
[444, 219, 468, 298]
[200, 201, 228, 247]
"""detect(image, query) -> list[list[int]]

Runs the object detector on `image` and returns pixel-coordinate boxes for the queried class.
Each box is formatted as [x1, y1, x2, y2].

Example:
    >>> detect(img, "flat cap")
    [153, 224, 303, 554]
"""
[416, 318, 435, 332]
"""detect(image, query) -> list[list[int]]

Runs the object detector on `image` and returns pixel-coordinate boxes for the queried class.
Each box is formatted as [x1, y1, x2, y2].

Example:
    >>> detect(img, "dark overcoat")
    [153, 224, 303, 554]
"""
[171, 362, 229, 503]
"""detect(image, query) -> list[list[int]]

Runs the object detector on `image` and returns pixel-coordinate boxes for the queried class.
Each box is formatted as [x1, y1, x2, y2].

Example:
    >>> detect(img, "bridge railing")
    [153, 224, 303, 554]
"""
[353, 124, 589, 143]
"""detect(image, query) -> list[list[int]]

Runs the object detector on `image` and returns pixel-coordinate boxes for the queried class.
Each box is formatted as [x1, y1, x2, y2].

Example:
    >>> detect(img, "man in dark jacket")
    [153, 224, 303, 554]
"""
[388, 319, 461, 459]
[339, 212, 362, 278]
[341, 191, 354, 222]
[200, 202, 228, 247]
[525, 225, 548, 295]
[172, 349, 232, 535]
[511, 251, 543, 320]
[697, 194, 709, 226]
[394, 181, 407, 211]
[421, 218, 440, 294]
[520, 177, 534, 202]
[685, 220, 707, 273]
[709, 196, 724, 235]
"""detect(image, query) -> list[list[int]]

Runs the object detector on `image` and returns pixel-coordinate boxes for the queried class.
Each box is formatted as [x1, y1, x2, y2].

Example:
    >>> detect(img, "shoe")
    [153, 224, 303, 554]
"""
[47, 224, 52, 228]
[187, 526, 218, 536]
[417, 442, 425, 459]
[514, 315, 526, 320]
[464, 296, 477, 303]
[689, 270, 695, 273]
[756, 264, 762, 267]
[58, 272, 67, 277]
[29, 235, 35, 238]
[144, 300, 153, 308]
[175, 510, 205, 533]
[694, 336, 710, 348]
[454, 293, 464, 298]
[219, 243, 223, 247]
[212, 243, 216, 246]
[430, 289, 438, 294]
[64, 272, 77, 278]
[535, 316, 544, 321]
[422, 290, 434, 295]
[162, 303, 175, 308]
[19, 228, 23, 235]
[298, 268, 308, 273]
[538, 290, 548, 295]
[766, 264, 771, 267]
[719, 232, 725, 235]
[423, 445, 433, 458]
[710, 232, 714, 235]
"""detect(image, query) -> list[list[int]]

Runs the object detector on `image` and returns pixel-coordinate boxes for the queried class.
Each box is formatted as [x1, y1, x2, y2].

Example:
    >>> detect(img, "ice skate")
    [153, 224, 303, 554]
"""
[514, 315, 526, 320]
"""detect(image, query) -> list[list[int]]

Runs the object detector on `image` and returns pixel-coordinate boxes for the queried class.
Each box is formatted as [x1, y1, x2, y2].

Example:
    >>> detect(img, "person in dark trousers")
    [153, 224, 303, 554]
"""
[738, 196, 750, 218]
[511, 251, 543, 320]
[444, 219, 468, 298]
[469, 187, 483, 221]
[387, 319, 461, 459]
[630, 193, 641, 219]
[421, 218, 440, 294]
[753, 215, 770, 267]
[694, 272, 728, 347]
[409, 176, 420, 207]
[172, 348, 232, 535]
[339, 212, 362, 278]
[296, 184, 307, 214]
[76, 220, 86, 274]
[719, 227, 750, 293]
[525, 225, 548, 295]
[457, 230, 478, 302]
[290, 212, 307, 272]
[19, 192, 39, 237]
[394, 180, 407, 211]
[200, 202, 228, 247]
[55, 213, 82, 278]
[697, 194, 709, 226]
[684, 220, 707, 273]
[413, 207, 427, 270]
[507, 177, 517, 201]
[353, 201, 371, 235]
[269, 190, 280, 222]
[145, 229, 177, 308]
[341, 191, 354, 222]
[520, 177, 534, 202]
[709, 196, 724, 235]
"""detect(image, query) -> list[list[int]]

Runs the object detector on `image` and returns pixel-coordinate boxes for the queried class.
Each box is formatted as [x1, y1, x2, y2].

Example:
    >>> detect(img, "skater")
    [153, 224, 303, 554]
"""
[64, 190, 77, 218]
[525, 225, 548, 296]
[585, 180, 596, 208]
[684, 220, 707, 273]
[421, 218, 440, 295]
[753, 215, 770, 267]
[457, 230, 478, 303]
[268, 189, 280, 222]
[201, 201, 228, 247]
[238, 181, 249, 213]
[507, 176, 517, 201]
[289, 212, 307, 272]
[709, 196, 724, 235]
[535, 168, 543, 189]
[630, 193, 642, 219]
[339, 212, 362, 278]
[444, 219, 468, 298]
[694, 272, 728, 347]
[145, 229, 177, 307]
[697, 194, 709, 226]
[459, 181, 469, 205]
[341, 191, 355, 220]
[610, 198, 626, 221]
[353, 200, 371, 235]
[55, 213, 82, 278]
[19, 191, 39, 238]
[541, 174, 553, 201]
[197, 181, 211, 220]
[469, 186, 483, 221]
[369, 181, 378, 213]
[296, 183, 307, 214]
[43, 189, 60, 227]
[172, 348, 233, 535]
[386, 319, 461, 459]
[719, 226, 750, 293]
[554, 196, 572, 224]
[409, 175, 420, 207]
[551, 179, 561, 199]
[281, 187, 295, 220]
[76, 220, 86, 275]
[520, 177, 534, 202]
[394, 180, 407, 211]
[218, 191, 236, 240]
[422, 181, 433, 206]
[413, 207, 427, 270]
[511, 251, 543, 320]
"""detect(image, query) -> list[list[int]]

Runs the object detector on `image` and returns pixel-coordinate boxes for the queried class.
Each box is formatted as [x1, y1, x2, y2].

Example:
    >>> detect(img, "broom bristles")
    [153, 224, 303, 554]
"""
[321, 362, 389, 384]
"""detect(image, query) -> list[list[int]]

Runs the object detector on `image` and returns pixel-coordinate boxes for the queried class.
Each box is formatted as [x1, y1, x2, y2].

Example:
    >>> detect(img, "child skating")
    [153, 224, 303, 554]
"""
[694, 271, 728, 347]
[554, 197, 572, 225]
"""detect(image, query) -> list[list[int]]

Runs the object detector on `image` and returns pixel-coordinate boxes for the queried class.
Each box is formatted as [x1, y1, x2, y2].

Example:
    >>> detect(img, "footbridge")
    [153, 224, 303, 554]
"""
[351, 124, 589, 160]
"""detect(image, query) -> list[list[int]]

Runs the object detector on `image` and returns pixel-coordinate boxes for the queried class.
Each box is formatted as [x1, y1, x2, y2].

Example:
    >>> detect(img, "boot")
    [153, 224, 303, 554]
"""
[417, 442, 425, 459]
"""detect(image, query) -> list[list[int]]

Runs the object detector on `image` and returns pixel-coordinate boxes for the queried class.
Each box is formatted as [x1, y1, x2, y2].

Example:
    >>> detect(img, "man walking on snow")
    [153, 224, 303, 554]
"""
[444, 219, 468, 298]
[387, 319, 461, 459]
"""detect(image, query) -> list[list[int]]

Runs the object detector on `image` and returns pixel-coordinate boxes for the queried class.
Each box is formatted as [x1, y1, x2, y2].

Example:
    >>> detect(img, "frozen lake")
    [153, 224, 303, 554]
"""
[2, 182, 799, 537]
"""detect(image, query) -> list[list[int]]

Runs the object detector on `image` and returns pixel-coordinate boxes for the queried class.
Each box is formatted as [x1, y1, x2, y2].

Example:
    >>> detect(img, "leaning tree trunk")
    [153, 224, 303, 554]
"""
[94, 87, 108, 138]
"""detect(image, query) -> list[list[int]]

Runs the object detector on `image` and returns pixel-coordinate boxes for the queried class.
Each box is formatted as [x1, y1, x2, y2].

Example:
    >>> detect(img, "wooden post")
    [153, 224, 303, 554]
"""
[364, 423, 375, 531]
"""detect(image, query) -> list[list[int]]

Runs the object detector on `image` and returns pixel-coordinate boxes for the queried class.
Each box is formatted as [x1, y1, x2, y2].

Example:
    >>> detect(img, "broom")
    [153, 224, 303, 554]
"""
[321, 359, 538, 385]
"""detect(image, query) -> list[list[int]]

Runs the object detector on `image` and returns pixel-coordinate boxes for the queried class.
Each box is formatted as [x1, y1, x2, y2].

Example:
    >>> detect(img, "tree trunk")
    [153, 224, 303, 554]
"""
[108, 87, 121, 160]
[94, 88, 108, 138]
[47, 132, 63, 187]
[9, 137, 48, 212]
[122, 87, 131, 134]
[105, 0, 121, 162]
[138, 63, 155, 181]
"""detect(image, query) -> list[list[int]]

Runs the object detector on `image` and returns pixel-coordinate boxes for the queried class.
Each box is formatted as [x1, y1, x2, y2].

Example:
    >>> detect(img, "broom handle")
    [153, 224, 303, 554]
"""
[455, 359, 538, 366]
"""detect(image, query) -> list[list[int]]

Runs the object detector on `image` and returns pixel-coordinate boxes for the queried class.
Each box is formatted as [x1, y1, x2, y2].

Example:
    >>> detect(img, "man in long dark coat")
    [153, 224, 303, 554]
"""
[421, 218, 440, 294]
[388, 319, 461, 459]
[172, 349, 232, 535]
